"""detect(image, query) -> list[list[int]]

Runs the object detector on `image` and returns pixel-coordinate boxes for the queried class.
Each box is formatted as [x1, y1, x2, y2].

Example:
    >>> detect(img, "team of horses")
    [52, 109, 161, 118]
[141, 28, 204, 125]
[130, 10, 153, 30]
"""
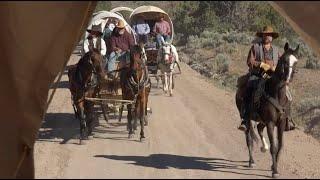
[68, 44, 154, 143]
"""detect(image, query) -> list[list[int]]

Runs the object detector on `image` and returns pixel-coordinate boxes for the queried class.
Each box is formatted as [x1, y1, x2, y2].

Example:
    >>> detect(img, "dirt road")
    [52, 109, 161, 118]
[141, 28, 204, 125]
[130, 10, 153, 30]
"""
[34, 52, 320, 179]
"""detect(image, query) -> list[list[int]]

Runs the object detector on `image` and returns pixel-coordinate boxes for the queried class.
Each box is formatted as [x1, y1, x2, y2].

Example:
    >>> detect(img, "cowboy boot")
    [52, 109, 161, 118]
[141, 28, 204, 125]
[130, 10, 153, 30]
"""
[238, 100, 250, 132]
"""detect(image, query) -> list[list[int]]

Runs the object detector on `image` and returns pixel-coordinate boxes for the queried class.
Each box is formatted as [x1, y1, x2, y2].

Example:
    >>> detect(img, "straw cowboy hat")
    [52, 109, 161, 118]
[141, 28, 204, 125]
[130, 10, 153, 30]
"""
[87, 24, 103, 36]
[116, 20, 125, 29]
[256, 25, 279, 39]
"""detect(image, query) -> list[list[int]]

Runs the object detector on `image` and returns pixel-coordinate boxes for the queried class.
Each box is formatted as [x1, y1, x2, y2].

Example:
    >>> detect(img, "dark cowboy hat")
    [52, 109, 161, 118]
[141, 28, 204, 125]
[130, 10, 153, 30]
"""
[87, 24, 103, 36]
[256, 26, 279, 39]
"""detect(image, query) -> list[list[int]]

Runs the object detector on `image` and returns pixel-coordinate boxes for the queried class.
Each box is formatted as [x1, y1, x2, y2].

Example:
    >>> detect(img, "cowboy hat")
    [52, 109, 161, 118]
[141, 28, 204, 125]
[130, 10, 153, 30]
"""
[87, 24, 103, 36]
[116, 20, 125, 29]
[256, 25, 279, 39]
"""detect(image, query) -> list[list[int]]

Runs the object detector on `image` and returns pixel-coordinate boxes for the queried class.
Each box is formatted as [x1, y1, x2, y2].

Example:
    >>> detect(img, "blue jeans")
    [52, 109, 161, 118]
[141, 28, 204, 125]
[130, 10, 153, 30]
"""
[107, 51, 130, 74]
[156, 34, 170, 48]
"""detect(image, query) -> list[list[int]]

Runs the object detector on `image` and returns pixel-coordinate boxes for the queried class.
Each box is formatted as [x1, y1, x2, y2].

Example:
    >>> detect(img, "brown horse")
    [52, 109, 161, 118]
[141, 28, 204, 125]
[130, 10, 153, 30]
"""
[120, 45, 151, 142]
[68, 48, 105, 144]
[235, 42, 299, 178]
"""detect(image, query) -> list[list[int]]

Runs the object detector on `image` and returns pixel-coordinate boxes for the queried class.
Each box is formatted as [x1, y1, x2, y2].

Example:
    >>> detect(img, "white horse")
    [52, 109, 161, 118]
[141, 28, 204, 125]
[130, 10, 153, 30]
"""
[156, 39, 181, 96]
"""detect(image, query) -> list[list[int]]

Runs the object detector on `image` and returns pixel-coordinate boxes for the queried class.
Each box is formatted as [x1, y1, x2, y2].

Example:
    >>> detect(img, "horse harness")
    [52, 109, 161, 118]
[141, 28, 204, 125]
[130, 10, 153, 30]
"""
[126, 62, 151, 105]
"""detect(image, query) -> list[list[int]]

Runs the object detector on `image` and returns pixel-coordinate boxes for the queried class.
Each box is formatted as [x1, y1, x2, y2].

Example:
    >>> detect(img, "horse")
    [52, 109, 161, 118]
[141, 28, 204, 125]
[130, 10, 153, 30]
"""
[156, 42, 181, 96]
[68, 48, 105, 144]
[120, 45, 151, 142]
[235, 42, 299, 178]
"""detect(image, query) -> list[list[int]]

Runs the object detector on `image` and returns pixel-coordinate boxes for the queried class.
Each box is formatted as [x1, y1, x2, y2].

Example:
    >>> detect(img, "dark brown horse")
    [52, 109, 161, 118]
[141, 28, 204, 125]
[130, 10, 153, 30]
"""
[236, 42, 299, 178]
[120, 45, 151, 142]
[68, 48, 105, 144]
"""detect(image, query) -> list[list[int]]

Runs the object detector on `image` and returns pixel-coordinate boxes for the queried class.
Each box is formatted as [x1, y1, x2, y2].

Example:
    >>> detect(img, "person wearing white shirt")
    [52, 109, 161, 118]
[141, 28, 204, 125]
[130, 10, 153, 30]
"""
[133, 16, 150, 44]
[83, 24, 107, 57]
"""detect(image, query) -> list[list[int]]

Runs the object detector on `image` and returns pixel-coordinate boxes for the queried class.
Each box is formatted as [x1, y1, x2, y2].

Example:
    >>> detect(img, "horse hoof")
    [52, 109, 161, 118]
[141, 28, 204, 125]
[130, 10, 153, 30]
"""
[271, 165, 275, 171]
[140, 137, 146, 142]
[272, 173, 280, 178]
[81, 136, 89, 140]
[249, 163, 256, 168]
[128, 134, 134, 139]
[79, 140, 86, 145]
[261, 147, 268, 153]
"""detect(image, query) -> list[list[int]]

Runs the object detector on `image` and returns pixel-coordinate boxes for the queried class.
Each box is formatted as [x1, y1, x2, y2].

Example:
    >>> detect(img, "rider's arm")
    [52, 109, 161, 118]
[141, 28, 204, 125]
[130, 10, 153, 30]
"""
[247, 45, 260, 69]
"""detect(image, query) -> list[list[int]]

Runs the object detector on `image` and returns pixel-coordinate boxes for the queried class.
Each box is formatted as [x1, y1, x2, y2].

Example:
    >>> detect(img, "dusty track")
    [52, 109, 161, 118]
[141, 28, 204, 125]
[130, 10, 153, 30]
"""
[35, 52, 320, 179]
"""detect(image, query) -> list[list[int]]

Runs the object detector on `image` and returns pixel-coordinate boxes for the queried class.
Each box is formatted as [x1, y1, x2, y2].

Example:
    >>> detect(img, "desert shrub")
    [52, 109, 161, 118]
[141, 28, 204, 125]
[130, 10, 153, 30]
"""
[213, 53, 230, 74]
[223, 31, 253, 45]
[295, 97, 320, 114]
[305, 55, 320, 69]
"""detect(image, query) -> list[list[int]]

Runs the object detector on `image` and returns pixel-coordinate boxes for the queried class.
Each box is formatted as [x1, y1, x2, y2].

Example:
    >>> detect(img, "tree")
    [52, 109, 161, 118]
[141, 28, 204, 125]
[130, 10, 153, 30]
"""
[94, 1, 112, 12]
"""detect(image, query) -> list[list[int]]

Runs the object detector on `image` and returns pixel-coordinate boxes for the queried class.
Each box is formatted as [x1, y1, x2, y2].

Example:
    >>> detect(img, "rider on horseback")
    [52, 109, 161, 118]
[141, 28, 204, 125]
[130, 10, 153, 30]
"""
[238, 26, 296, 132]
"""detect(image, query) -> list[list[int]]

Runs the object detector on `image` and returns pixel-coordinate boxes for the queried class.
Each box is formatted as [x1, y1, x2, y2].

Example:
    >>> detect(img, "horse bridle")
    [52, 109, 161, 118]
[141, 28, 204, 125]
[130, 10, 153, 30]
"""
[161, 44, 173, 61]
[127, 50, 150, 98]
[84, 53, 100, 90]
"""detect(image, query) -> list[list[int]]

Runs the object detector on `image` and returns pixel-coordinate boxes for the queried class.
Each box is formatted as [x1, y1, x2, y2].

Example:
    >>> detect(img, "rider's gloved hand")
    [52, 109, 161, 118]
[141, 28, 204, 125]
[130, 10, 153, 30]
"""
[260, 62, 271, 71]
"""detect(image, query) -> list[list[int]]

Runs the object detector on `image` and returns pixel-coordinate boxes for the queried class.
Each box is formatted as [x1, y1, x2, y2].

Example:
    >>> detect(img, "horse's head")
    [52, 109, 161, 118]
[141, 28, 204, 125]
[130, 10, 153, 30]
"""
[130, 45, 146, 71]
[160, 43, 174, 64]
[274, 42, 299, 83]
[89, 48, 105, 79]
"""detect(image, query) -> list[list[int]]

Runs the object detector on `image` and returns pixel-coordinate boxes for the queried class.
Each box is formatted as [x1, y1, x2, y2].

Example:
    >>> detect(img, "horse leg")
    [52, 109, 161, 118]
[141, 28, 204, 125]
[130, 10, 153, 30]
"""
[274, 120, 286, 178]
[133, 100, 139, 132]
[127, 104, 134, 138]
[266, 122, 278, 178]
[100, 103, 108, 123]
[164, 72, 168, 93]
[246, 120, 255, 168]
[156, 70, 160, 89]
[144, 90, 149, 126]
[98, 93, 108, 123]
[78, 103, 88, 143]
[257, 123, 269, 153]
[140, 98, 146, 142]
[118, 103, 124, 122]
[85, 101, 95, 138]
[169, 71, 173, 96]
